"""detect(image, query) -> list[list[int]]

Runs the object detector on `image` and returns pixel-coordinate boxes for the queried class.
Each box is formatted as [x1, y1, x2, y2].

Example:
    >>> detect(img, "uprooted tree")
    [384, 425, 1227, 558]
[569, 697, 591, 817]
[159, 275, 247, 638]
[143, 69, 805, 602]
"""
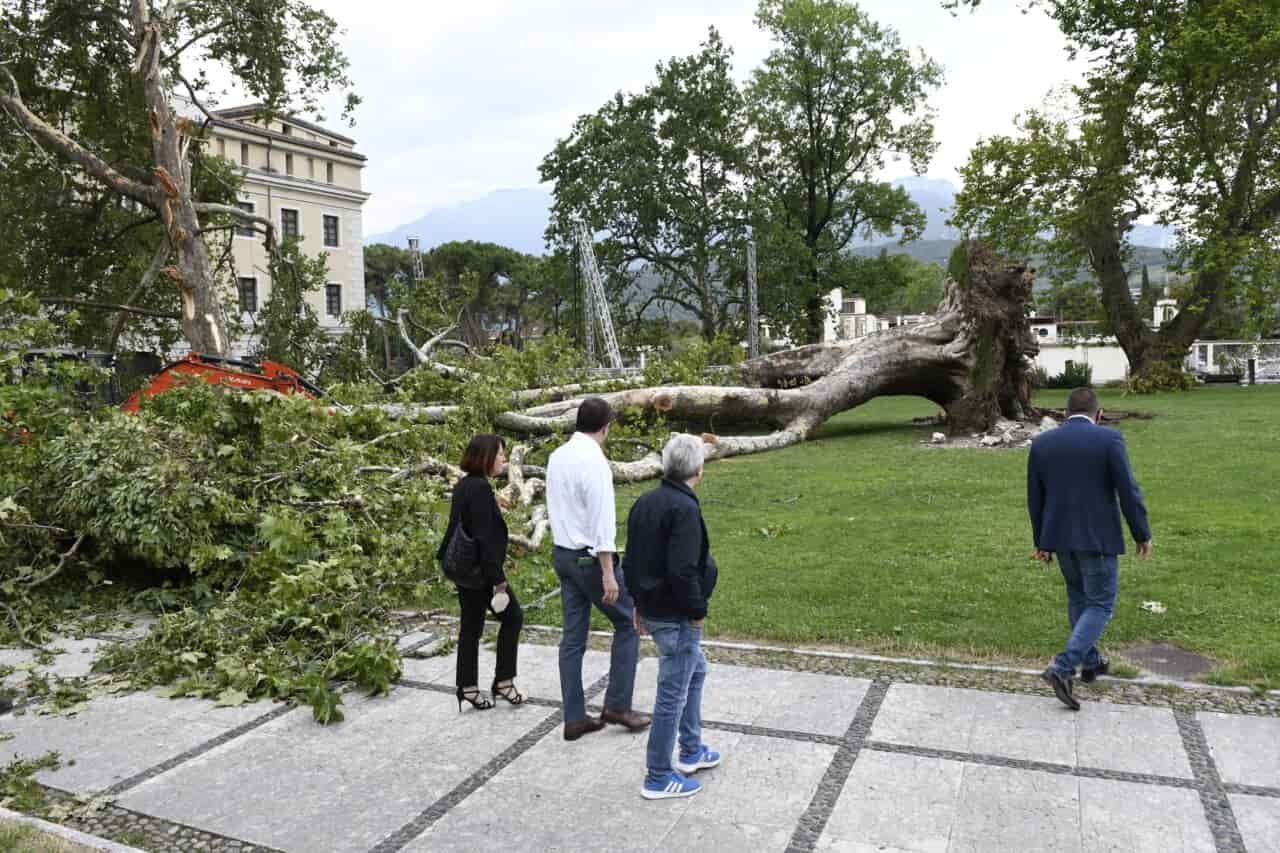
[0, 0, 358, 355]
[949, 0, 1280, 385]
[389, 241, 1041, 479]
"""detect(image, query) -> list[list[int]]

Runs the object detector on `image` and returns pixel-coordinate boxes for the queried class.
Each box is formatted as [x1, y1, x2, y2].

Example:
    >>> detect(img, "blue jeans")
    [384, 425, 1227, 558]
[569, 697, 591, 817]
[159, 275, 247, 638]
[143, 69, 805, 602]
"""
[1052, 551, 1118, 675]
[552, 547, 638, 724]
[643, 616, 707, 786]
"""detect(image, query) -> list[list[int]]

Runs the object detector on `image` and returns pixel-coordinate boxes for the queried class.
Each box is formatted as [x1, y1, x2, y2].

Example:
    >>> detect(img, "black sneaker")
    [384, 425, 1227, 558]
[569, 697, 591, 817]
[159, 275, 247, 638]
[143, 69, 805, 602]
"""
[1040, 668, 1080, 711]
[1081, 658, 1110, 684]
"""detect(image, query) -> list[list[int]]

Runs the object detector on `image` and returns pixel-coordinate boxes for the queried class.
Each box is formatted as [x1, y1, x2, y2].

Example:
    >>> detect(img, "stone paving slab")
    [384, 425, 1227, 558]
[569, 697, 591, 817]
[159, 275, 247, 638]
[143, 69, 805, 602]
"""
[1078, 777, 1216, 853]
[1198, 710, 1280, 787]
[2, 636, 1276, 853]
[408, 729, 833, 852]
[402, 642, 612, 704]
[629, 656, 872, 737]
[870, 683, 1193, 778]
[0, 636, 117, 686]
[820, 753, 1214, 853]
[1231, 793, 1280, 853]
[0, 690, 271, 795]
[116, 687, 553, 853]
[818, 750, 965, 853]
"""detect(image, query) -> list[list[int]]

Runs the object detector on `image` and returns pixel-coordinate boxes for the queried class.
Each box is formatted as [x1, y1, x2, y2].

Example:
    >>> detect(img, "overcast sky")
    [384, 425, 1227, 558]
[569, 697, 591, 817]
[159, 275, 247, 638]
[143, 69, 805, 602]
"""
[267, 0, 1082, 236]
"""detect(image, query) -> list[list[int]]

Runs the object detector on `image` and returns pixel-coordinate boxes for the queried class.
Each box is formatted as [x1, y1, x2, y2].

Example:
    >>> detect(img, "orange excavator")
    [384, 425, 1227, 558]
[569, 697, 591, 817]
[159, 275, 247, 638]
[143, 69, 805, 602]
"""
[121, 353, 326, 413]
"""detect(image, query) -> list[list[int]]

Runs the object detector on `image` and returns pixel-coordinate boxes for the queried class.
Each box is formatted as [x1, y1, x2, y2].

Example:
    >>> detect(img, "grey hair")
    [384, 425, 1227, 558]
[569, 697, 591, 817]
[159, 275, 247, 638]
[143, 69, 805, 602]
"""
[662, 434, 706, 482]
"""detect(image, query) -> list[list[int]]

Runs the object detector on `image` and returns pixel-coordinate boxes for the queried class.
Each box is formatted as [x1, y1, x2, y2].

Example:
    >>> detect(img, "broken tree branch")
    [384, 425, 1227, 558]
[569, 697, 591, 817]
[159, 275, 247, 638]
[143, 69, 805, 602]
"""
[192, 202, 276, 247]
[108, 239, 173, 351]
[40, 298, 179, 320]
[23, 533, 86, 589]
[1, 602, 51, 654]
[0, 66, 157, 207]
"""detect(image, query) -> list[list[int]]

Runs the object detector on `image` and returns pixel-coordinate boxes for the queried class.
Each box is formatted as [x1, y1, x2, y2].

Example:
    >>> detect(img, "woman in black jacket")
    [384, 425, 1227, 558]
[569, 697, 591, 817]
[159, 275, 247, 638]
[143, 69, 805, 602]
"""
[437, 434, 525, 711]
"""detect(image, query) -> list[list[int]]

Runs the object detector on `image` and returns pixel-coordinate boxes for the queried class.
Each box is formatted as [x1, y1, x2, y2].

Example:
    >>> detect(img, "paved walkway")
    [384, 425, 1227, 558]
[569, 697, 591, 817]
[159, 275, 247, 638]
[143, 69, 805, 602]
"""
[2, 635, 1279, 853]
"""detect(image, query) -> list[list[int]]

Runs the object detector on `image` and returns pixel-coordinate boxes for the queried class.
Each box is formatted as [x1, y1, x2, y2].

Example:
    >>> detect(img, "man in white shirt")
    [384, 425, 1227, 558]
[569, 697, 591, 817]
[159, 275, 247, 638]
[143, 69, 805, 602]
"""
[546, 397, 649, 741]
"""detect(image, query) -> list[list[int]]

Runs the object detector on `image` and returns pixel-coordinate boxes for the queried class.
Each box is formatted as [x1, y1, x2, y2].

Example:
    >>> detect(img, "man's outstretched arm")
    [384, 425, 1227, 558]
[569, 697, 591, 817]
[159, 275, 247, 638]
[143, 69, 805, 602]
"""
[1108, 433, 1152, 553]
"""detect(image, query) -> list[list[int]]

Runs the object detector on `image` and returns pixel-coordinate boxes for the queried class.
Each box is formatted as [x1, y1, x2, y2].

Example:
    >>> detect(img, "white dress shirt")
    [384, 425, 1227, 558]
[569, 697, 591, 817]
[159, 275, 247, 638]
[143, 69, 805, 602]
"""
[546, 432, 617, 555]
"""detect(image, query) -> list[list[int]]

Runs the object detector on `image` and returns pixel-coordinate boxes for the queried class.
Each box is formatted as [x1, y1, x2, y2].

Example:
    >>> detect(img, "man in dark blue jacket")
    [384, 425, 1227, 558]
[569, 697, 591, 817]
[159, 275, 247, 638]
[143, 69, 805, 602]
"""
[623, 434, 720, 800]
[1028, 387, 1153, 710]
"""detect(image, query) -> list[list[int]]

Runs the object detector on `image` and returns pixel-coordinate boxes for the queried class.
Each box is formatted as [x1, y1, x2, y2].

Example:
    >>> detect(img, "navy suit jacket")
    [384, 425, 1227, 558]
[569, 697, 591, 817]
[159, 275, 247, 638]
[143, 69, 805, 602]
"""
[1027, 417, 1151, 556]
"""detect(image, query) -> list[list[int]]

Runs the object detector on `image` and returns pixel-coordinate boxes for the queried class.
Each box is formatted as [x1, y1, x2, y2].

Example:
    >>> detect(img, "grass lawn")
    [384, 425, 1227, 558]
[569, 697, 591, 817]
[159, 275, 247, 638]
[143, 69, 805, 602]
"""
[503, 385, 1280, 688]
[0, 820, 98, 852]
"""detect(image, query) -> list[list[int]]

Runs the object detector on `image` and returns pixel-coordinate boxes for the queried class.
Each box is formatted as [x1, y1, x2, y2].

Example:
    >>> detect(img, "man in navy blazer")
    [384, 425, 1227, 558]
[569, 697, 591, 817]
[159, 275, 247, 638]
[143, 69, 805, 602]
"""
[1028, 387, 1152, 710]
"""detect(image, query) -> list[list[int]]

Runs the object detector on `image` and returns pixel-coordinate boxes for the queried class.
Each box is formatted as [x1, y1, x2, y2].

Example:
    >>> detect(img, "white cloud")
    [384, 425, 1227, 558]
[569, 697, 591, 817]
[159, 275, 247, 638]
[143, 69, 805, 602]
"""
[296, 0, 1082, 235]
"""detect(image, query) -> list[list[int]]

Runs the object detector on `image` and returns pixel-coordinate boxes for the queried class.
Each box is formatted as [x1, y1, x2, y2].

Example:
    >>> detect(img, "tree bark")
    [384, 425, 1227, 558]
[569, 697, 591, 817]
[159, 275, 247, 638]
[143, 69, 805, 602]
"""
[131, 0, 229, 355]
[385, 242, 1039, 481]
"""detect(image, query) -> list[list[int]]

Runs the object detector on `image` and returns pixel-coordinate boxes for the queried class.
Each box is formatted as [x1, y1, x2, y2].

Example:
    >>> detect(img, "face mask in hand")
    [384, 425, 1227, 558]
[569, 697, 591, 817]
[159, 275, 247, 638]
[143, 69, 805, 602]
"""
[491, 589, 510, 613]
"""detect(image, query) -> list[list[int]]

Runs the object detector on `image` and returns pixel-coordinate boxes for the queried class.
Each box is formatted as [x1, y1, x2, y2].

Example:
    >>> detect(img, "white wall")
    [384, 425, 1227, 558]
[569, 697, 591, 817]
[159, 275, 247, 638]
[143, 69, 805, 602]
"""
[823, 288, 842, 343]
[1036, 343, 1130, 383]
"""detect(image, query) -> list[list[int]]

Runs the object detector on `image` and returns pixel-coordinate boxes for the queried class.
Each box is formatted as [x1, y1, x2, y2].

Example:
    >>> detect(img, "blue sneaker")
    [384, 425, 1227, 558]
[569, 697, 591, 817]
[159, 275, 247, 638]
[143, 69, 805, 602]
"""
[675, 745, 721, 774]
[641, 771, 702, 800]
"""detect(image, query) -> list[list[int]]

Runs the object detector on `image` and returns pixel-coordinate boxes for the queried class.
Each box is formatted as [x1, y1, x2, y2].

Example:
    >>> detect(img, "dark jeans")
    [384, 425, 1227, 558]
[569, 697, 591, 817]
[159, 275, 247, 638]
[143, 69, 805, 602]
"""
[552, 546, 638, 724]
[456, 585, 523, 688]
[1052, 551, 1118, 676]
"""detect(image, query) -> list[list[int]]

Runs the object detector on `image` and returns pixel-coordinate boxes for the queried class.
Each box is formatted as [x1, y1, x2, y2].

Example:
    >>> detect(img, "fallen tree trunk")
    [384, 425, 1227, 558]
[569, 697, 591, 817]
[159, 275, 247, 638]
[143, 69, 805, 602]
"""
[381, 243, 1039, 482]
[510, 242, 1038, 435]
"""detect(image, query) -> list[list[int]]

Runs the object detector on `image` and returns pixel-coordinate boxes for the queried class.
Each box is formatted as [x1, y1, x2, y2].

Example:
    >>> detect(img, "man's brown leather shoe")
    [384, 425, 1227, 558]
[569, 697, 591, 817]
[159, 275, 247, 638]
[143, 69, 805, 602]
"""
[563, 717, 607, 741]
[601, 708, 651, 731]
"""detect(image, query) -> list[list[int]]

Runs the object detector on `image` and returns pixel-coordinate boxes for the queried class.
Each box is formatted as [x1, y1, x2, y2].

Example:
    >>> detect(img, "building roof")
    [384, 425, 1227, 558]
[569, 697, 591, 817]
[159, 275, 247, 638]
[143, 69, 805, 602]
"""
[214, 103, 357, 145]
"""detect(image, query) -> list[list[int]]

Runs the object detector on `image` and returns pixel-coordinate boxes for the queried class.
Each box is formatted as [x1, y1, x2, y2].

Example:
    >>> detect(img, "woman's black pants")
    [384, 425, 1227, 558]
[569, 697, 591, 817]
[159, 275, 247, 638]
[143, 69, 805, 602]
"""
[455, 585, 523, 688]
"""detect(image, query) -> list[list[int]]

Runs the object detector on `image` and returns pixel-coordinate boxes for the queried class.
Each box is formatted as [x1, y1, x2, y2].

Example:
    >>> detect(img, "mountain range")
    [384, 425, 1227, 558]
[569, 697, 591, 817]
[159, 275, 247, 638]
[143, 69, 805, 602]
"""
[367, 177, 1176, 267]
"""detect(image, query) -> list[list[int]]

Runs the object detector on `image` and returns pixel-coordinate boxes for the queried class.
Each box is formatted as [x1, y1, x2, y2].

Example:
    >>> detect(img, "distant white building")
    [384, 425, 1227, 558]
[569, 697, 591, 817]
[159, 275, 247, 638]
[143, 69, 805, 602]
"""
[1031, 318, 1131, 383]
[1032, 300, 1280, 383]
[821, 288, 930, 344]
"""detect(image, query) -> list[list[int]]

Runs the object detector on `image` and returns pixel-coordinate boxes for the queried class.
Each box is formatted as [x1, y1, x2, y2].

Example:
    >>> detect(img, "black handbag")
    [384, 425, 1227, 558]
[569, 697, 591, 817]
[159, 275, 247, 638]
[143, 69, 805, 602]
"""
[441, 522, 484, 587]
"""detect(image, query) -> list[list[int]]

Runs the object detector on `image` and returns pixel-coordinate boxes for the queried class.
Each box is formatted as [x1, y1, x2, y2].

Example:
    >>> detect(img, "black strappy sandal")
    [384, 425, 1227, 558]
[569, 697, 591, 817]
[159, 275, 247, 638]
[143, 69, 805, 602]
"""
[456, 686, 494, 712]
[491, 679, 525, 706]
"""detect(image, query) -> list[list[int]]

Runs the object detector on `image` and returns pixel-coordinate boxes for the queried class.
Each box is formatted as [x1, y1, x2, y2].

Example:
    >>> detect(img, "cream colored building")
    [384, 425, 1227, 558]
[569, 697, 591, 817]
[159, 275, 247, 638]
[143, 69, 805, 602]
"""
[208, 104, 370, 357]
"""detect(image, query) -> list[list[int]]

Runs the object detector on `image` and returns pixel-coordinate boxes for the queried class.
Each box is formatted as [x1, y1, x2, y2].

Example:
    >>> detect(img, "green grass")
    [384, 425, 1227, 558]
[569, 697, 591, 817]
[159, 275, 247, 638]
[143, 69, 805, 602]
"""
[512, 386, 1280, 687]
[0, 820, 97, 852]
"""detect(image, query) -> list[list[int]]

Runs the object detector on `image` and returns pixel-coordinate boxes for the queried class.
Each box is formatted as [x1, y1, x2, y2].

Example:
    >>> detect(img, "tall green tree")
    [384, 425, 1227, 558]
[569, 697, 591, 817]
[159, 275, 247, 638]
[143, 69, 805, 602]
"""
[542, 28, 751, 342]
[422, 241, 527, 346]
[0, 0, 358, 355]
[950, 0, 1280, 380]
[747, 0, 942, 342]
[250, 239, 328, 373]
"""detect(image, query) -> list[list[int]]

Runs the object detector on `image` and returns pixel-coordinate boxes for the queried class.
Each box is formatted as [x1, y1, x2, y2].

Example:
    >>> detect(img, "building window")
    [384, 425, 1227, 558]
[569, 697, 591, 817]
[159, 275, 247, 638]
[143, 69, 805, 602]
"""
[308, 157, 315, 179]
[281, 123, 292, 136]
[281, 208, 300, 239]
[323, 215, 340, 248]
[237, 277, 257, 314]
[325, 284, 342, 317]
[326, 162, 334, 183]
[235, 201, 256, 238]
[1037, 327, 1048, 337]
[240, 142, 249, 166]
[285, 153, 294, 175]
